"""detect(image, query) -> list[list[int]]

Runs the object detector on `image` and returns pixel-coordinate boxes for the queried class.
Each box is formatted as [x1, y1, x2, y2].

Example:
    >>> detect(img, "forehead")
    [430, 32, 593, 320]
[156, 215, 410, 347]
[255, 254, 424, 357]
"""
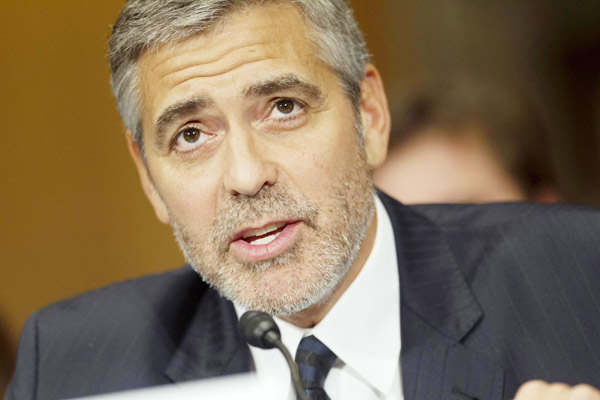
[136, 3, 333, 123]
[141, 3, 314, 72]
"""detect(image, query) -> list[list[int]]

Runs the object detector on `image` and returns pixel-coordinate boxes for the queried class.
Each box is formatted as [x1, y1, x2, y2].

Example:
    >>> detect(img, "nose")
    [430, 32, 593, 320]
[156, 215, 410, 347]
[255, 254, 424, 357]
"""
[222, 128, 277, 197]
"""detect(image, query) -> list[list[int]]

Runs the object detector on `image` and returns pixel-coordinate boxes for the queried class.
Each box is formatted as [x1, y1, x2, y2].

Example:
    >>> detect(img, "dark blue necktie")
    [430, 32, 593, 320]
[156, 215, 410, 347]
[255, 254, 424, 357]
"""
[295, 335, 338, 400]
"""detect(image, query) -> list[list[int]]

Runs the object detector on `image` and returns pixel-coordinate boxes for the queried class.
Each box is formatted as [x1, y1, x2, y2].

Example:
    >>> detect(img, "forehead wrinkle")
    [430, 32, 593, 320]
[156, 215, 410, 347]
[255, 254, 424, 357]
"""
[145, 2, 298, 74]
[168, 56, 278, 89]
[154, 97, 213, 146]
[152, 40, 278, 76]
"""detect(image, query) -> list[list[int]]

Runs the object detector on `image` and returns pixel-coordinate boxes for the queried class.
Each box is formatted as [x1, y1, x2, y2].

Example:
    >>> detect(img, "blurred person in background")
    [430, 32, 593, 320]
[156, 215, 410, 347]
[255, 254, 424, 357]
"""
[375, 79, 560, 204]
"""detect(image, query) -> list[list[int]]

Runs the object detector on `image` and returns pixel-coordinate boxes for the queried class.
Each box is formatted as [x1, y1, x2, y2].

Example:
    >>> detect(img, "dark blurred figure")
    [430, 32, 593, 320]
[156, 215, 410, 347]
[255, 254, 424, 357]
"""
[0, 318, 14, 397]
[375, 79, 560, 204]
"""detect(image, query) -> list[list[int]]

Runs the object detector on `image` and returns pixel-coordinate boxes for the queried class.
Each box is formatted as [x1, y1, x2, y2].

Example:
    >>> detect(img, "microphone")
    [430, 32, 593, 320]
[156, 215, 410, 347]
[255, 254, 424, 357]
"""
[238, 310, 281, 349]
[238, 311, 309, 400]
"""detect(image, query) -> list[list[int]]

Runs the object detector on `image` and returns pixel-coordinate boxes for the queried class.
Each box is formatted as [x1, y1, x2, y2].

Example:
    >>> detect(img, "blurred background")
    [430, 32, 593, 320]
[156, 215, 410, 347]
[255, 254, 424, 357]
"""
[2, 0, 600, 392]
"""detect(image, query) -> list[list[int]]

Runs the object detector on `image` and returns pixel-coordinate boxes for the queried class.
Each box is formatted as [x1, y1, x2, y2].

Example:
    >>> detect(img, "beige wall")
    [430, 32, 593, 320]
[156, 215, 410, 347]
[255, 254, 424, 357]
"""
[0, 1, 185, 354]
[1, 0, 599, 375]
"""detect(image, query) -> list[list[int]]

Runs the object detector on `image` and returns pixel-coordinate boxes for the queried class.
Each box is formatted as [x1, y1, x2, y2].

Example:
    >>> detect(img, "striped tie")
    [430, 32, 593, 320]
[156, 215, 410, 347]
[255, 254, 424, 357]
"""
[295, 335, 338, 400]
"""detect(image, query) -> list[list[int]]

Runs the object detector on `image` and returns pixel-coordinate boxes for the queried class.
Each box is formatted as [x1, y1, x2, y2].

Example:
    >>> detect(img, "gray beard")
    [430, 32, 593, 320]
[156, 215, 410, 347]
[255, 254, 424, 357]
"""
[171, 150, 375, 316]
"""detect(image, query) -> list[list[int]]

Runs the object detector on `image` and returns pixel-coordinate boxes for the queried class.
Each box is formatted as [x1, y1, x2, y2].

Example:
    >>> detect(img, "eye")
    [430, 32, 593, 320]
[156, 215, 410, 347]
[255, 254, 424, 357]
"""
[275, 99, 295, 114]
[182, 127, 201, 143]
[269, 98, 306, 122]
[172, 126, 210, 152]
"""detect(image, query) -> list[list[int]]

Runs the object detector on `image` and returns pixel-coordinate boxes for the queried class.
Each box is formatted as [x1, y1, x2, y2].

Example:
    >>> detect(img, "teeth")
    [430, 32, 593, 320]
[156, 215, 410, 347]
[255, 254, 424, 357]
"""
[242, 222, 286, 239]
[251, 231, 282, 245]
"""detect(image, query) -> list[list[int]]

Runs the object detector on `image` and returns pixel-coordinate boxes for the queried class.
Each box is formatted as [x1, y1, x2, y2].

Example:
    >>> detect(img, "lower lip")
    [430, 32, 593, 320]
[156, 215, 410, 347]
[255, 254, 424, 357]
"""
[230, 222, 302, 262]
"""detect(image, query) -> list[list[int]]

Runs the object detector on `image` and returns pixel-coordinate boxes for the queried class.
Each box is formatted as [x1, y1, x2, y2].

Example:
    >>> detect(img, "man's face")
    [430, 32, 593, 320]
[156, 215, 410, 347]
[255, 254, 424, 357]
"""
[131, 3, 388, 316]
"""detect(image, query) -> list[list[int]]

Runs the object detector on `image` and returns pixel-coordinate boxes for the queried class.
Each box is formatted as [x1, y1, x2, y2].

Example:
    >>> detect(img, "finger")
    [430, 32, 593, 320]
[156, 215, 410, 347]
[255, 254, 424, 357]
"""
[514, 380, 548, 400]
[569, 384, 600, 400]
[514, 381, 600, 400]
[544, 382, 572, 397]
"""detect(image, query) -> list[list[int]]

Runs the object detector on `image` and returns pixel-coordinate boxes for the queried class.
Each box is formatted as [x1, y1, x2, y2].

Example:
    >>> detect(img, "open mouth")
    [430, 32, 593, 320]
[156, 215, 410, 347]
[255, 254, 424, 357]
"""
[230, 220, 301, 261]
[241, 222, 287, 245]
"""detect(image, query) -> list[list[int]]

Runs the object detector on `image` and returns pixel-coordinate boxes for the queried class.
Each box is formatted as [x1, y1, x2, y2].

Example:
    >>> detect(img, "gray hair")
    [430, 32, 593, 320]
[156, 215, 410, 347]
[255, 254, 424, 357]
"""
[108, 0, 370, 153]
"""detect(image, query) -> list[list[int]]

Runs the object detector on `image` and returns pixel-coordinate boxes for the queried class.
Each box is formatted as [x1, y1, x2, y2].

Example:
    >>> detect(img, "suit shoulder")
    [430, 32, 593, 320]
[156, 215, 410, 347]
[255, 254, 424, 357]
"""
[38, 265, 198, 311]
[406, 201, 600, 231]
[10, 267, 211, 397]
[378, 192, 600, 271]
[34, 266, 205, 341]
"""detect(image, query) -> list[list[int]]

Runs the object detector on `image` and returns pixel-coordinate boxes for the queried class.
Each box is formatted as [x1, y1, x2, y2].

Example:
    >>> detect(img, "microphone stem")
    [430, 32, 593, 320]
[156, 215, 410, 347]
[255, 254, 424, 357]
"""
[273, 339, 310, 400]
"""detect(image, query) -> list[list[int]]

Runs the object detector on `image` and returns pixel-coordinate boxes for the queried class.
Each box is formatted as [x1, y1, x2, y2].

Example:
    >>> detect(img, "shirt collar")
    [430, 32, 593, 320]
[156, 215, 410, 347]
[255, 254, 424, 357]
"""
[310, 195, 400, 396]
[236, 195, 400, 397]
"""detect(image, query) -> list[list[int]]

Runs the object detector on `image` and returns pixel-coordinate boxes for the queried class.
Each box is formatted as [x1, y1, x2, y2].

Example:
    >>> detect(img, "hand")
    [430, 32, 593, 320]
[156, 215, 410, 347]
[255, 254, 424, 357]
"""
[515, 380, 600, 399]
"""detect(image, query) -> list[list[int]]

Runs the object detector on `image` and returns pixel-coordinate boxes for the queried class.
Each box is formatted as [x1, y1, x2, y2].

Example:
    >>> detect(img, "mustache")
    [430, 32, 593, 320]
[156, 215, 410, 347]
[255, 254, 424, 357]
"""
[210, 184, 319, 250]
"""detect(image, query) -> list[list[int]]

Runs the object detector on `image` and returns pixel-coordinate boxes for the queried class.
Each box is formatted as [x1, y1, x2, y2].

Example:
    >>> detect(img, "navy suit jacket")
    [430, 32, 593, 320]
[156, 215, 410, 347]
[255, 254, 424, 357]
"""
[6, 193, 600, 399]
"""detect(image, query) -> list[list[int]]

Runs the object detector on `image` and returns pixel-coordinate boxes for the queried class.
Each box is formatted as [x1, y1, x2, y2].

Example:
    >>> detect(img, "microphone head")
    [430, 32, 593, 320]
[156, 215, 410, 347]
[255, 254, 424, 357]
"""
[238, 310, 281, 349]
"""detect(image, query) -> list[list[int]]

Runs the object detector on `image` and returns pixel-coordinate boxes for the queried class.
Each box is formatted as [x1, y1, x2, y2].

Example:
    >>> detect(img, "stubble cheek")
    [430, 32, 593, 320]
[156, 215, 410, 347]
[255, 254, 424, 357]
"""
[160, 171, 221, 228]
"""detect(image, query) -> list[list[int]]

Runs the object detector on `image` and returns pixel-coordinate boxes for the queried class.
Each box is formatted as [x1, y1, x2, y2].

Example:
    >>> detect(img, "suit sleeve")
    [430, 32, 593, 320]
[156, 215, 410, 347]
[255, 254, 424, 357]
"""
[4, 312, 39, 400]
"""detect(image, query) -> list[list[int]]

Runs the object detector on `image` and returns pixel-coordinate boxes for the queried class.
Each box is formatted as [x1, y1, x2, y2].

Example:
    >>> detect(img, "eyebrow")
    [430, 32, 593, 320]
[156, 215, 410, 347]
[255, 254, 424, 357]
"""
[152, 75, 324, 146]
[154, 97, 213, 146]
[243, 74, 324, 102]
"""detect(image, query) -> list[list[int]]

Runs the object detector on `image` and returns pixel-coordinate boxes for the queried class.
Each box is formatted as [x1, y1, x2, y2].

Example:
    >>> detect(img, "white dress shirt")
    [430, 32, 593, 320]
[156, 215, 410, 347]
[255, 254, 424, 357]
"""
[235, 196, 403, 399]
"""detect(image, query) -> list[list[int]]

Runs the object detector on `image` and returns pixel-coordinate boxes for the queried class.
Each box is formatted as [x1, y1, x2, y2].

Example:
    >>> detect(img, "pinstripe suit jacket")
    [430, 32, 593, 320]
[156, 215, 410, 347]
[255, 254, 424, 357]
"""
[6, 193, 600, 400]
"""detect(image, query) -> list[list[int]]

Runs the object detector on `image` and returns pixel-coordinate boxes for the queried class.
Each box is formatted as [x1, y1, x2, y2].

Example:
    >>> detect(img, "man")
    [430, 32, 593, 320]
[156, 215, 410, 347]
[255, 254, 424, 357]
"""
[6, 1, 600, 399]
[375, 79, 560, 204]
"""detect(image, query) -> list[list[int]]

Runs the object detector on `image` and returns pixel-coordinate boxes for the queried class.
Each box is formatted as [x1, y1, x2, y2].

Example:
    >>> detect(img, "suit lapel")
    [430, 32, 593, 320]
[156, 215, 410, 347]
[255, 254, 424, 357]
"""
[163, 194, 505, 397]
[379, 193, 505, 400]
[401, 306, 505, 400]
[164, 287, 251, 383]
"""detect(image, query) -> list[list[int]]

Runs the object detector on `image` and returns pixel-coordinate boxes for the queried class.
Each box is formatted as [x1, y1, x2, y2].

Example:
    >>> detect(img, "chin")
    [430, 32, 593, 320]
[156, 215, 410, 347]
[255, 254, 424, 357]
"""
[194, 255, 346, 316]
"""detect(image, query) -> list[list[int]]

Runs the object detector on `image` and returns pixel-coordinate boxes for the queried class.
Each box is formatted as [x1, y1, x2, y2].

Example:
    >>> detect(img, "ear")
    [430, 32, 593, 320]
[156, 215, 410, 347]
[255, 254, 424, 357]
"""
[359, 64, 391, 169]
[125, 131, 170, 224]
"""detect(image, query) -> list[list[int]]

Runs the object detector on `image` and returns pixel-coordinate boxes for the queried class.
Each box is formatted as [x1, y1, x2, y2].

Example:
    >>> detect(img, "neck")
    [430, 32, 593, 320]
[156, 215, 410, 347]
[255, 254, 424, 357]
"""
[281, 210, 378, 328]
